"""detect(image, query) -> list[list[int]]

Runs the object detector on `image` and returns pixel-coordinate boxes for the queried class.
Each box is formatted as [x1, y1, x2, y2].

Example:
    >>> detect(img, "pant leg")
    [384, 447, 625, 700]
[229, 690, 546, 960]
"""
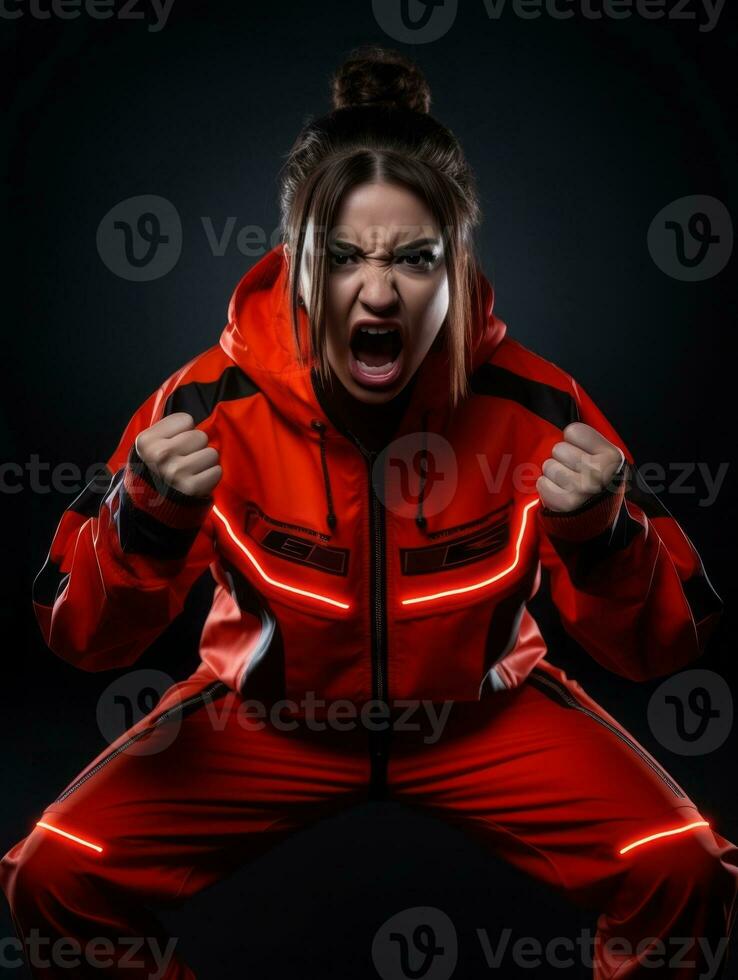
[0, 668, 371, 978]
[386, 658, 738, 980]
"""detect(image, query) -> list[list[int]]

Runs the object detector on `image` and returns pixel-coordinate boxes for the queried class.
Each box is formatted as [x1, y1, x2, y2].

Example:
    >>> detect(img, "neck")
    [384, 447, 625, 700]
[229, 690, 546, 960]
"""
[315, 367, 419, 454]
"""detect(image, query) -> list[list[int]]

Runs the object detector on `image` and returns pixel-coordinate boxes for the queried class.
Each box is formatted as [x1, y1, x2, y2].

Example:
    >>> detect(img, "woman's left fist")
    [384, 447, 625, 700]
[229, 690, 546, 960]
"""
[536, 422, 626, 513]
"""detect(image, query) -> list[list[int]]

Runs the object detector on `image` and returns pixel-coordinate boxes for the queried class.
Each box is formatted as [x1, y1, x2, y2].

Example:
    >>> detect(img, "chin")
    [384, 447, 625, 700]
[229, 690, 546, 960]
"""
[342, 371, 408, 403]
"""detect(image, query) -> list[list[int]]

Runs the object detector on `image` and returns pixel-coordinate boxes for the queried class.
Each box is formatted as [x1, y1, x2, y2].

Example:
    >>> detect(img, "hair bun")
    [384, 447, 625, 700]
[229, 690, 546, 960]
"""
[331, 45, 431, 114]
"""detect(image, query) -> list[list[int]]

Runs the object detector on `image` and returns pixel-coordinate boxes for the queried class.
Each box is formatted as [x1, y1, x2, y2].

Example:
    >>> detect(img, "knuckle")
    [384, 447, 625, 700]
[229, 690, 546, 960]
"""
[149, 443, 168, 467]
[169, 458, 188, 479]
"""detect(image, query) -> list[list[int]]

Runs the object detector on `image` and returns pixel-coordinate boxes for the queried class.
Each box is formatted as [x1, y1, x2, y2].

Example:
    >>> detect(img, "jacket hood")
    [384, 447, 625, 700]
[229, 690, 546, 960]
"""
[219, 243, 507, 438]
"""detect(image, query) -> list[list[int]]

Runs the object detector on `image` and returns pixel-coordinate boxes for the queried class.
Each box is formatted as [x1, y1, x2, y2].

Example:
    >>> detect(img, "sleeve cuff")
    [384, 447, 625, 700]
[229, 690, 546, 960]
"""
[123, 444, 213, 530]
[538, 456, 627, 543]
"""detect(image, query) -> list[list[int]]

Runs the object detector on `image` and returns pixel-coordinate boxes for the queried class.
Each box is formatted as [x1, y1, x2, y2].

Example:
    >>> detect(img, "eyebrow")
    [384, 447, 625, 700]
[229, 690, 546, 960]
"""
[330, 237, 442, 255]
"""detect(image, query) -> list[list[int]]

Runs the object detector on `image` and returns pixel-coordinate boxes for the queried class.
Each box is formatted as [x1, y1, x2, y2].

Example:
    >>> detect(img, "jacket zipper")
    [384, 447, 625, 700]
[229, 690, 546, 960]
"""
[53, 680, 229, 804]
[307, 374, 392, 797]
[528, 669, 686, 798]
[324, 428, 389, 795]
[310, 408, 388, 705]
[367, 449, 386, 702]
[361, 444, 391, 799]
[347, 443, 386, 703]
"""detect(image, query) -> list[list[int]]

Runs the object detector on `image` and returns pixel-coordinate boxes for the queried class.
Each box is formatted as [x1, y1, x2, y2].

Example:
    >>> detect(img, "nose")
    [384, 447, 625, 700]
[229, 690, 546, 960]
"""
[357, 262, 400, 315]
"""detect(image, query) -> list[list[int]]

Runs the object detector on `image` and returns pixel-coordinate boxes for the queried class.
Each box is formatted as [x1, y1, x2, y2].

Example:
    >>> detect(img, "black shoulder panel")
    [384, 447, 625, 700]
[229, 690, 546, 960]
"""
[164, 365, 261, 425]
[470, 363, 579, 430]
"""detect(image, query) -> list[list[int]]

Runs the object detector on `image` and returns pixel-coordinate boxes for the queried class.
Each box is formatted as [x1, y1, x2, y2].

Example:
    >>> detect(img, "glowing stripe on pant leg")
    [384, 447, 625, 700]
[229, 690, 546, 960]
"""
[401, 498, 541, 606]
[212, 505, 350, 610]
[36, 821, 104, 853]
[618, 819, 710, 855]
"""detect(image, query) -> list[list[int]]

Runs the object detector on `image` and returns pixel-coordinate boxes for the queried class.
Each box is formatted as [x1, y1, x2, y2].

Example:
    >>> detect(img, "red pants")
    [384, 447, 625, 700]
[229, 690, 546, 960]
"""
[2, 658, 737, 979]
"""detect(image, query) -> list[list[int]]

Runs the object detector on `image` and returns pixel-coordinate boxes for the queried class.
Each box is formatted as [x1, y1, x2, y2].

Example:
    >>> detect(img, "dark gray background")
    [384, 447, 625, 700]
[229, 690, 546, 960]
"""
[2, 1, 736, 976]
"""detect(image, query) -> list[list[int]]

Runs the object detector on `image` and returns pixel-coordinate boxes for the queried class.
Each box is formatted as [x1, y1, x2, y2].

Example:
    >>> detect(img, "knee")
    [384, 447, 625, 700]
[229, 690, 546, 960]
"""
[0, 826, 82, 914]
[628, 827, 738, 907]
[675, 832, 737, 901]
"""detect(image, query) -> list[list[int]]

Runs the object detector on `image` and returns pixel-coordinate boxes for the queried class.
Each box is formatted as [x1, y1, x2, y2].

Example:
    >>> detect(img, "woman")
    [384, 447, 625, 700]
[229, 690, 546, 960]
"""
[2, 46, 737, 979]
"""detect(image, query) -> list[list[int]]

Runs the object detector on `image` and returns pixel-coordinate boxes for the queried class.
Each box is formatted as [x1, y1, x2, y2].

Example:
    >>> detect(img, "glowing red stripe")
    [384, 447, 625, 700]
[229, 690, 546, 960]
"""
[212, 505, 350, 610]
[619, 819, 709, 855]
[401, 498, 541, 606]
[36, 820, 104, 853]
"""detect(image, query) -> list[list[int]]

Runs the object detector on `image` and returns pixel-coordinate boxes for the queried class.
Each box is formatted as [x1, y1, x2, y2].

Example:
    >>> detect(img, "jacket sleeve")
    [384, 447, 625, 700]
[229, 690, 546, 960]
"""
[32, 383, 216, 672]
[535, 377, 723, 682]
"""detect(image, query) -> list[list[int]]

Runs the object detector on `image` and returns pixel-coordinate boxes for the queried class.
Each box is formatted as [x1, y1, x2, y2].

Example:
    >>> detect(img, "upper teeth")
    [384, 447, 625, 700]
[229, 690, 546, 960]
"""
[359, 326, 395, 335]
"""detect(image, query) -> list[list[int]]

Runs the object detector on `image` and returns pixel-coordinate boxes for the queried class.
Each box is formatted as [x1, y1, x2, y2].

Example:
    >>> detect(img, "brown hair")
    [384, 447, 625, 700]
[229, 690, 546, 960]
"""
[278, 45, 482, 408]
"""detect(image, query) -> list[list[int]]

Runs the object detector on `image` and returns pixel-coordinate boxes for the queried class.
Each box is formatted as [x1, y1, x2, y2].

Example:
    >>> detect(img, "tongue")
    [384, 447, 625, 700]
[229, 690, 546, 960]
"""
[357, 349, 394, 367]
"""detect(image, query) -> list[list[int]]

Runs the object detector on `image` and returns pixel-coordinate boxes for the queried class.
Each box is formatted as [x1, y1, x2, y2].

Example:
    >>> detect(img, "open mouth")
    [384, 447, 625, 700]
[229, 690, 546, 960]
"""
[348, 324, 404, 388]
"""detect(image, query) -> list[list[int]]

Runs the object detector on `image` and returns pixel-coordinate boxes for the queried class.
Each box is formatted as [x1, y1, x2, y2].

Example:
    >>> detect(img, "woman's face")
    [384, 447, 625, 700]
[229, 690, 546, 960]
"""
[309, 181, 449, 405]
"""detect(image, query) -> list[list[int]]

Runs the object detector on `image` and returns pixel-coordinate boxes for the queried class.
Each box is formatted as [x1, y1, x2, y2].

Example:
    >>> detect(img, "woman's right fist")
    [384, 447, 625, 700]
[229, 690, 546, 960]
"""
[135, 412, 222, 498]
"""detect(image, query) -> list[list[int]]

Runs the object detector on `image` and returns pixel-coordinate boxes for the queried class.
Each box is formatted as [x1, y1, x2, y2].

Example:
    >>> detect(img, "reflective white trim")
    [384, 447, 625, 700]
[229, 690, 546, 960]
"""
[213, 504, 350, 610]
[480, 664, 509, 694]
[237, 605, 277, 694]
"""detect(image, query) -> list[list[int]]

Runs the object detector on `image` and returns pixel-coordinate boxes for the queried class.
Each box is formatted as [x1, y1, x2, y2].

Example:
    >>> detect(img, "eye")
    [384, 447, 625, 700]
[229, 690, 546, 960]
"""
[396, 250, 439, 269]
[329, 251, 357, 267]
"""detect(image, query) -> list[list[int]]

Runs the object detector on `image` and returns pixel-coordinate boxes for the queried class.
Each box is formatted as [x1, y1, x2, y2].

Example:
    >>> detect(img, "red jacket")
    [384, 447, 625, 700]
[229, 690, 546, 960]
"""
[32, 244, 723, 708]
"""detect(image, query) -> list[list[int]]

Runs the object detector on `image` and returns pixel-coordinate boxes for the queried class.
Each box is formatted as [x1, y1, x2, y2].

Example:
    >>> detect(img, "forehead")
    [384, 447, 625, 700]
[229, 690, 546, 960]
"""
[331, 181, 439, 249]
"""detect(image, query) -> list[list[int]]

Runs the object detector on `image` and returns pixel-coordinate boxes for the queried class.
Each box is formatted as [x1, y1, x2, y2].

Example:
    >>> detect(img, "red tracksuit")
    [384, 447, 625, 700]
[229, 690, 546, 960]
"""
[2, 244, 736, 978]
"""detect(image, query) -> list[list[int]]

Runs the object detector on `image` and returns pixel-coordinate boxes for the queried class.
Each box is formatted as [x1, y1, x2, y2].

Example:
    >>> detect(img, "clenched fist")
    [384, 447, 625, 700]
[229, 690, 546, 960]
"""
[536, 422, 625, 513]
[135, 412, 222, 498]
